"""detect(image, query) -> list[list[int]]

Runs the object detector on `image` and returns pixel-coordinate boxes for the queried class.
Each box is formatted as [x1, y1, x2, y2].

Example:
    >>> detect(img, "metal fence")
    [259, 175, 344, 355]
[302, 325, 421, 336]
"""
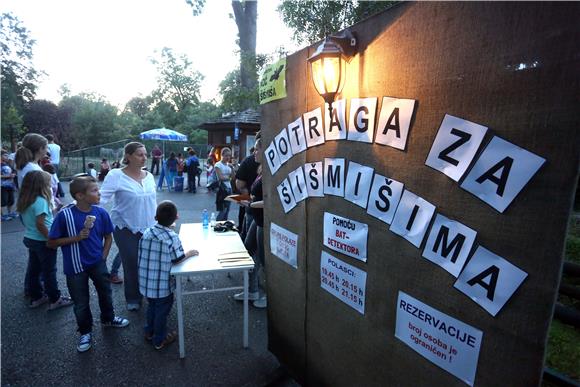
[61, 139, 212, 179]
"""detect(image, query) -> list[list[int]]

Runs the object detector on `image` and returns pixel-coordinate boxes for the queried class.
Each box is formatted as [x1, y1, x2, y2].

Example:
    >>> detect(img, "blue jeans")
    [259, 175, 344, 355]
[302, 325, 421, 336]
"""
[66, 260, 114, 334]
[109, 252, 122, 276]
[145, 294, 174, 347]
[23, 238, 61, 303]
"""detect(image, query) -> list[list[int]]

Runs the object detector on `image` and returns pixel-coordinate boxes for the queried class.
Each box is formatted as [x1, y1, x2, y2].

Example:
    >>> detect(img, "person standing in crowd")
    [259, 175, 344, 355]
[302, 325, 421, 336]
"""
[138, 200, 198, 350]
[48, 175, 129, 352]
[150, 145, 162, 175]
[234, 138, 266, 308]
[1, 150, 17, 221]
[15, 133, 48, 189]
[214, 147, 233, 221]
[99, 158, 111, 181]
[165, 152, 178, 191]
[186, 149, 200, 194]
[46, 135, 61, 174]
[15, 133, 49, 298]
[17, 170, 73, 310]
[87, 162, 98, 179]
[235, 138, 260, 239]
[101, 142, 157, 311]
[176, 153, 185, 177]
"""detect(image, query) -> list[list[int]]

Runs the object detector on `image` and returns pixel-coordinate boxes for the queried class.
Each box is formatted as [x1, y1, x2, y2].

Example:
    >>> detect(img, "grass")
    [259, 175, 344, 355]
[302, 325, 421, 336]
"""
[544, 215, 580, 382]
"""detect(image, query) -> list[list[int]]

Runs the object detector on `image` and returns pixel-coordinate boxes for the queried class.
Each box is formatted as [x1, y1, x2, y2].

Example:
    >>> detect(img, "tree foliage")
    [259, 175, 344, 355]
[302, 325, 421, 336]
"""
[278, 0, 395, 45]
[1, 12, 42, 149]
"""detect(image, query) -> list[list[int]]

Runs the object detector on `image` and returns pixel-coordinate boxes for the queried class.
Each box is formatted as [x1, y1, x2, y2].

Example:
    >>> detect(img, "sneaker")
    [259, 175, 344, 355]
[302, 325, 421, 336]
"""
[77, 333, 92, 352]
[29, 294, 49, 308]
[109, 274, 123, 284]
[127, 303, 140, 311]
[154, 331, 177, 350]
[1, 215, 13, 221]
[48, 296, 74, 311]
[102, 316, 129, 328]
[8, 212, 19, 218]
[253, 296, 267, 309]
[233, 291, 259, 301]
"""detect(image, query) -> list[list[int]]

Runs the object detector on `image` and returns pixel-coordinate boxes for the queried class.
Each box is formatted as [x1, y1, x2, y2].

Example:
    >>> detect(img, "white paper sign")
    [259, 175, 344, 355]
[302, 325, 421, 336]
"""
[270, 222, 298, 268]
[276, 178, 297, 213]
[425, 114, 488, 182]
[390, 190, 436, 248]
[264, 141, 281, 175]
[348, 97, 378, 143]
[287, 116, 307, 155]
[422, 214, 477, 278]
[323, 212, 368, 262]
[274, 128, 293, 165]
[460, 136, 546, 213]
[288, 166, 308, 202]
[302, 107, 325, 148]
[320, 251, 367, 314]
[344, 162, 374, 209]
[324, 100, 347, 141]
[454, 246, 528, 316]
[305, 162, 324, 197]
[323, 158, 345, 197]
[366, 173, 405, 225]
[375, 97, 416, 150]
[395, 291, 483, 386]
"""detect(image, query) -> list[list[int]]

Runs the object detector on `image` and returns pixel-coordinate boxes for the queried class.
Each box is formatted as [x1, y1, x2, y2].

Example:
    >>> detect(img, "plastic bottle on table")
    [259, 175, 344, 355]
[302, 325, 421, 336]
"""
[202, 209, 209, 228]
[210, 212, 216, 227]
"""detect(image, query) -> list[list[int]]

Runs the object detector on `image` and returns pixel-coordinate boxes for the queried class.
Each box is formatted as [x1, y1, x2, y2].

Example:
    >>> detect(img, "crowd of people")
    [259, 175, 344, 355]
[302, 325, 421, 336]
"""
[2, 131, 266, 353]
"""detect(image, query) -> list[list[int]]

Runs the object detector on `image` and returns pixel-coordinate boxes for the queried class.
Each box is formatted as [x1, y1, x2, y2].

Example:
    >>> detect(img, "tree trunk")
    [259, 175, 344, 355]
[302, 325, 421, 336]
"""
[232, 0, 257, 95]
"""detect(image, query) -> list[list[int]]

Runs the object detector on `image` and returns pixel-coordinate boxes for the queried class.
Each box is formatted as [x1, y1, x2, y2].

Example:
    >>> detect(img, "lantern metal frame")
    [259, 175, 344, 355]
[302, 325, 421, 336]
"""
[307, 29, 358, 116]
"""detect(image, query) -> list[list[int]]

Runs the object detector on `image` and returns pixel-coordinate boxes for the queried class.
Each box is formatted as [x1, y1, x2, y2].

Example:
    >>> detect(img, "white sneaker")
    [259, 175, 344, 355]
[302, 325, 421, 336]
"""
[233, 291, 259, 301]
[253, 296, 267, 309]
[77, 333, 92, 352]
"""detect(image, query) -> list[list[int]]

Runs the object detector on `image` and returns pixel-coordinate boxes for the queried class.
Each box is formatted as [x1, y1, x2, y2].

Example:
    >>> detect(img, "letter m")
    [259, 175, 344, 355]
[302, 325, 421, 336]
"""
[327, 165, 341, 189]
[433, 226, 466, 264]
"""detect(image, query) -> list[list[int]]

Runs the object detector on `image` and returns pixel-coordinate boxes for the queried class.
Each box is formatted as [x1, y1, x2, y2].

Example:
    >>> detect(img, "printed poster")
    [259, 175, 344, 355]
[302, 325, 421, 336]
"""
[320, 251, 367, 314]
[270, 222, 298, 268]
[323, 212, 368, 262]
[395, 291, 483, 386]
[259, 58, 287, 104]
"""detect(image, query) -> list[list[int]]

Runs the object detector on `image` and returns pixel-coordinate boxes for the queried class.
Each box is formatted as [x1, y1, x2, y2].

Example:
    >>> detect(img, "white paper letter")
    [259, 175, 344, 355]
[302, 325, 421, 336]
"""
[323, 158, 345, 197]
[425, 114, 488, 181]
[390, 190, 436, 248]
[288, 116, 307, 155]
[460, 136, 546, 213]
[375, 97, 416, 150]
[324, 100, 347, 141]
[265, 141, 281, 175]
[303, 107, 325, 148]
[274, 128, 293, 165]
[288, 166, 308, 202]
[276, 178, 297, 213]
[344, 162, 374, 209]
[305, 162, 324, 197]
[348, 97, 378, 143]
[366, 173, 404, 225]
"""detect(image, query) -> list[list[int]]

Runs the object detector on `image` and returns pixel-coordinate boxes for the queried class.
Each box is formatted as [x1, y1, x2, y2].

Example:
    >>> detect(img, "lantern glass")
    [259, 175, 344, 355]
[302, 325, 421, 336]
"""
[311, 55, 344, 96]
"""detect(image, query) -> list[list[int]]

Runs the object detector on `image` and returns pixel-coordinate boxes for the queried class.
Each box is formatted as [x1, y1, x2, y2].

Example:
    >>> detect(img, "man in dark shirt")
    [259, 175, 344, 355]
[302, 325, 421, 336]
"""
[151, 145, 162, 175]
[235, 144, 260, 239]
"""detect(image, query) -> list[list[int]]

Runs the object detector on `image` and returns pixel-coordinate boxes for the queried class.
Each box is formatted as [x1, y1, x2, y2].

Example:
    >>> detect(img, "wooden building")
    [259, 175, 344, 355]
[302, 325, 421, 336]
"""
[200, 108, 261, 162]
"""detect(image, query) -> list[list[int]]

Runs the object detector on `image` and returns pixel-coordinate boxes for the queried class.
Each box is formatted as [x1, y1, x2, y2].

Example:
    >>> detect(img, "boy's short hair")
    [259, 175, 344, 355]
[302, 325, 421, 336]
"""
[43, 164, 56, 174]
[70, 175, 97, 199]
[156, 200, 178, 227]
[88, 162, 95, 169]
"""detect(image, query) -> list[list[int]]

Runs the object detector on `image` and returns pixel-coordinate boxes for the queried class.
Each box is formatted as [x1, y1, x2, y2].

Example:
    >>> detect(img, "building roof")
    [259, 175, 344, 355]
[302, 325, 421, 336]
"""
[200, 108, 261, 130]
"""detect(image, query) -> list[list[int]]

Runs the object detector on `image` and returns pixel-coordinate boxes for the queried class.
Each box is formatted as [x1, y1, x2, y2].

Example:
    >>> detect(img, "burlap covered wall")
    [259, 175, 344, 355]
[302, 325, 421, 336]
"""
[261, 3, 580, 386]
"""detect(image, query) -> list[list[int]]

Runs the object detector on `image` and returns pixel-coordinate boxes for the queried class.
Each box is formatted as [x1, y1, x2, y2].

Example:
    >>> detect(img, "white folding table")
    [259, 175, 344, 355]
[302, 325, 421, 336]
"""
[171, 223, 255, 358]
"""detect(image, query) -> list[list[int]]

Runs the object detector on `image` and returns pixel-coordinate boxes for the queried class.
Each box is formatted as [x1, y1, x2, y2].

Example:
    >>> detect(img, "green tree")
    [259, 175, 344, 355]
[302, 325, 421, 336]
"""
[150, 47, 204, 112]
[278, 0, 395, 45]
[0, 13, 42, 149]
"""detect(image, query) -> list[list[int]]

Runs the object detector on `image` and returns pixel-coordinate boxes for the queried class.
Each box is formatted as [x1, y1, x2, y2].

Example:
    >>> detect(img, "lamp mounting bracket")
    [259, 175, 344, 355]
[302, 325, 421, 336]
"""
[329, 29, 357, 60]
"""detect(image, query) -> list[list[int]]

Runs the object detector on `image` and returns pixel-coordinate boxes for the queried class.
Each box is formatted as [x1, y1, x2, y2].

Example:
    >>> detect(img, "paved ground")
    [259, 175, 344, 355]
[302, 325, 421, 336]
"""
[1, 175, 292, 387]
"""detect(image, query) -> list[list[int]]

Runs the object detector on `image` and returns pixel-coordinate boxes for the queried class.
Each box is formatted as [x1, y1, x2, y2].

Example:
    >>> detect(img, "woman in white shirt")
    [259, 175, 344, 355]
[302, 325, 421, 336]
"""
[101, 142, 156, 311]
[214, 147, 233, 221]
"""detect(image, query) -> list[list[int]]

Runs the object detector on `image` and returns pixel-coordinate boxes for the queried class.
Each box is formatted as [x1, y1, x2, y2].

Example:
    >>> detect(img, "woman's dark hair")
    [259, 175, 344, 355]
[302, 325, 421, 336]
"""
[122, 142, 145, 165]
[169, 152, 176, 159]
[15, 133, 48, 170]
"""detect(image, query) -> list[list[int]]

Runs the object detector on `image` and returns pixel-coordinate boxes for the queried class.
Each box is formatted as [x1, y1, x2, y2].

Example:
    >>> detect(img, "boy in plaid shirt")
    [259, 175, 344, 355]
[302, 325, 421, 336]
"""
[138, 200, 197, 350]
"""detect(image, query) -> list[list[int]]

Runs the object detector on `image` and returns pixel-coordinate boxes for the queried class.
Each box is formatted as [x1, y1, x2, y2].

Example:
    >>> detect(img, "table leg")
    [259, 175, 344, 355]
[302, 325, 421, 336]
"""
[243, 269, 249, 348]
[176, 275, 185, 358]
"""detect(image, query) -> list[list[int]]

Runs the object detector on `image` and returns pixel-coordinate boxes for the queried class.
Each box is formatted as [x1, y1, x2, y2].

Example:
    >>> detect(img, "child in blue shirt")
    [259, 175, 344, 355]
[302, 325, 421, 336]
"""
[48, 175, 129, 353]
[17, 170, 73, 310]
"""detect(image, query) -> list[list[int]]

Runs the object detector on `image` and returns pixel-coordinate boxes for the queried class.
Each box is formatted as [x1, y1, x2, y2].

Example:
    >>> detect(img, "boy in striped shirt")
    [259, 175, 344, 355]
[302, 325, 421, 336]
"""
[48, 175, 129, 353]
